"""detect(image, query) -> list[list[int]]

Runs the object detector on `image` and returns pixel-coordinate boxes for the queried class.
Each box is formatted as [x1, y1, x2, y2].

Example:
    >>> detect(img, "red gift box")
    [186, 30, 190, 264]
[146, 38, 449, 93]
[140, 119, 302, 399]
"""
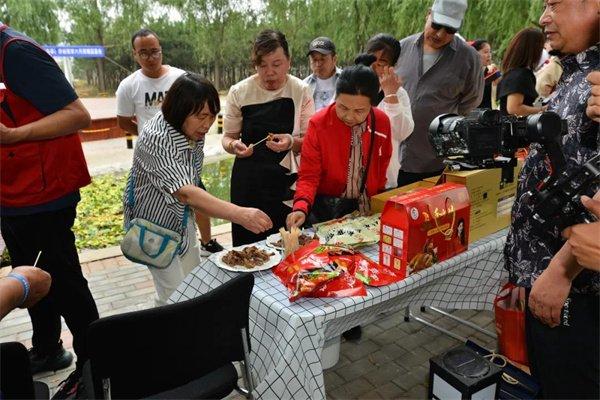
[379, 183, 470, 278]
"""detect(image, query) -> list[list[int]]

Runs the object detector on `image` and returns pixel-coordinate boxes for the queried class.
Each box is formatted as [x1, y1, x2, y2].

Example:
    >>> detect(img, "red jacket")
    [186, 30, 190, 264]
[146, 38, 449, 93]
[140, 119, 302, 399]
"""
[293, 103, 392, 214]
[0, 26, 91, 208]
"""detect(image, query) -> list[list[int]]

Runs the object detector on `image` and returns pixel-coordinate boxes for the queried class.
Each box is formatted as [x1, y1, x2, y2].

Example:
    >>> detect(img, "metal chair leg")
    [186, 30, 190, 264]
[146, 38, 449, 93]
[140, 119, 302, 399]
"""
[240, 328, 254, 400]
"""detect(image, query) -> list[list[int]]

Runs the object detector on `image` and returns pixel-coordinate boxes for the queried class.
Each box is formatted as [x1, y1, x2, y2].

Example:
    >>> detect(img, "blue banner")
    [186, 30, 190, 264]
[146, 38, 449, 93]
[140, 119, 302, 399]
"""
[43, 45, 105, 58]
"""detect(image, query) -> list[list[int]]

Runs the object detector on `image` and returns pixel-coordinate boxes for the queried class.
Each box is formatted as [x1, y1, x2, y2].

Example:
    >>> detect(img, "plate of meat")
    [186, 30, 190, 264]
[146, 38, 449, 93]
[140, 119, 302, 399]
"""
[265, 230, 317, 251]
[212, 244, 281, 272]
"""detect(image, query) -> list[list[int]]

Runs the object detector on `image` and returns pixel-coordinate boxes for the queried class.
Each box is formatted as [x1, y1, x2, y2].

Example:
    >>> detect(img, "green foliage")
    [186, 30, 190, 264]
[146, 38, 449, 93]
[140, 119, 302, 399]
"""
[1, 0, 62, 43]
[74, 173, 127, 250]
[9, 0, 546, 95]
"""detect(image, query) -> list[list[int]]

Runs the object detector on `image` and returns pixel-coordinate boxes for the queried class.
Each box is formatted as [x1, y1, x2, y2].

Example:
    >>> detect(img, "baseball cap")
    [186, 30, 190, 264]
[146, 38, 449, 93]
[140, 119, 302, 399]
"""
[307, 37, 336, 56]
[431, 0, 468, 31]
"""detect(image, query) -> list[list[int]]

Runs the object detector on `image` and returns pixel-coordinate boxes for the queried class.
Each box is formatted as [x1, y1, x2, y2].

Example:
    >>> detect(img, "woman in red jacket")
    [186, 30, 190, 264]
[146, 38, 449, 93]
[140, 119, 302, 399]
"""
[287, 65, 392, 229]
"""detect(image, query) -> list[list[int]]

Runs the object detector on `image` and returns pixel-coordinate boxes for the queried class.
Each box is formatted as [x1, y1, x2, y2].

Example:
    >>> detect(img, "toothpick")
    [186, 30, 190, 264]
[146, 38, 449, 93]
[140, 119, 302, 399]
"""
[33, 251, 42, 268]
[251, 133, 272, 148]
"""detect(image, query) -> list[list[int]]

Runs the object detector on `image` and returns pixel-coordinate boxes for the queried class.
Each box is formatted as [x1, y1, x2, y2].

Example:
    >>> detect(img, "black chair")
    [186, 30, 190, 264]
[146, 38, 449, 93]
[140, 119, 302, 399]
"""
[82, 274, 255, 399]
[0, 341, 50, 399]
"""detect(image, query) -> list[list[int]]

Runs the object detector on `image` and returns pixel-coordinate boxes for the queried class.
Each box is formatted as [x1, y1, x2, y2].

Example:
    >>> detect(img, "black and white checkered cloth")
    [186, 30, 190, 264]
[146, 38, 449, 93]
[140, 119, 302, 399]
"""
[169, 229, 509, 400]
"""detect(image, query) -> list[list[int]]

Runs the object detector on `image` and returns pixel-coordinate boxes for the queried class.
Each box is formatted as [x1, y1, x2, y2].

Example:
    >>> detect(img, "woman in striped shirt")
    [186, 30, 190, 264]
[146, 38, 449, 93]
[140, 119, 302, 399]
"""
[124, 73, 272, 306]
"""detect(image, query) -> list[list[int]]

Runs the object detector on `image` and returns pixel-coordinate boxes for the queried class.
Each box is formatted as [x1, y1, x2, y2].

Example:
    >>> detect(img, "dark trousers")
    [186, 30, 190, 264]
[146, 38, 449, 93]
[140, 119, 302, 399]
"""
[396, 169, 443, 187]
[1, 206, 99, 371]
[525, 290, 599, 399]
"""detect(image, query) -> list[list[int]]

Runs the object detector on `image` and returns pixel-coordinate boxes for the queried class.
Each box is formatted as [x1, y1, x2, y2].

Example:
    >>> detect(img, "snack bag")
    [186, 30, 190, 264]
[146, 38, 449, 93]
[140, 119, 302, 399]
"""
[289, 265, 342, 301]
[311, 269, 366, 298]
[274, 243, 367, 301]
[354, 253, 404, 287]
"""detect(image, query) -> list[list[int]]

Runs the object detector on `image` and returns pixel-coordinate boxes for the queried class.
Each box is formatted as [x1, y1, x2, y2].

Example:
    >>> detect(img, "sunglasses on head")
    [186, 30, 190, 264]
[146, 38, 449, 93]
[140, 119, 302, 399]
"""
[431, 22, 457, 35]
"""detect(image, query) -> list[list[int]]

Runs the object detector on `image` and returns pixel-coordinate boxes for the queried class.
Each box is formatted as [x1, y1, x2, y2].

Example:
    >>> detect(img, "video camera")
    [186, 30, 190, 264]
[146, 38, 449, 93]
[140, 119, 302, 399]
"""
[428, 109, 599, 231]
[527, 153, 599, 231]
[428, 109, 566, 183]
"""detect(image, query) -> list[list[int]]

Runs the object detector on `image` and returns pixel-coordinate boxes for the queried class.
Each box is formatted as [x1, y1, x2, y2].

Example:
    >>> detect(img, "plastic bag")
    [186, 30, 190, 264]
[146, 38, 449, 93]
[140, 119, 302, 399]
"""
[494, 283, 528, 366]
[354, 253, 404, 287]
[273, 242, 366, 301]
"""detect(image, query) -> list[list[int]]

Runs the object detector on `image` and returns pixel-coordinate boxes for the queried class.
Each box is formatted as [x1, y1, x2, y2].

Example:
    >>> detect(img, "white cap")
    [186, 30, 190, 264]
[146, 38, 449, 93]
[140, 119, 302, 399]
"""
[431, 0, 468, 30]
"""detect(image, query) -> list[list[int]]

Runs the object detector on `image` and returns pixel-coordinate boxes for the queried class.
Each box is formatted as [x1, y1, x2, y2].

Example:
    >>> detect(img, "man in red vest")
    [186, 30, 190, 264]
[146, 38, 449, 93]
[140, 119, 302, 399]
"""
[0, 24, 99, 398]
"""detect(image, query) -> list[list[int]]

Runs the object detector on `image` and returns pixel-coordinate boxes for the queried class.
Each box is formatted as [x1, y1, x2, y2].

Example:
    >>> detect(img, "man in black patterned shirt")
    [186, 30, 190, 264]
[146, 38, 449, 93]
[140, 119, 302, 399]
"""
[503, 0, 599, 398]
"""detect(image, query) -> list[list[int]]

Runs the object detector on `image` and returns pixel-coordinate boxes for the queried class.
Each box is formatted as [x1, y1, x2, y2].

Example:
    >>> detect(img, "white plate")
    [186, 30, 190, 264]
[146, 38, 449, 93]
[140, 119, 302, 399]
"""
[211, 244, 281, 273]
[265, 229, 317, 250]
[265, 233, 285, 250]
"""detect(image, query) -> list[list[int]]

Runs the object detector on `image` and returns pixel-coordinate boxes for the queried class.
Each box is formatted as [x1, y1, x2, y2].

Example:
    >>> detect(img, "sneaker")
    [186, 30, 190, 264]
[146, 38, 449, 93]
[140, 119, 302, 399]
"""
[52, 370, 81, 399]
[29, 340, 74, 374]
[342, 325, 362, 342]
[200, 239, 224, 256]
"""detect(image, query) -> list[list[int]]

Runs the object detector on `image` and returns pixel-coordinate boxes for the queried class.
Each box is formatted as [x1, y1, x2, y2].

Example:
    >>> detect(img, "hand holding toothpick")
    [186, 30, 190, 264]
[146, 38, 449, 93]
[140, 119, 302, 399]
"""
[251, 133, 274, 148]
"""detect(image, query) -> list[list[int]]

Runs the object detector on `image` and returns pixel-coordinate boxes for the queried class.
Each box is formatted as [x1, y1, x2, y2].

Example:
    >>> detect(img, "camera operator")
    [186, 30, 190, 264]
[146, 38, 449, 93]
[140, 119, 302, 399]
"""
[504, 1, 599, 398]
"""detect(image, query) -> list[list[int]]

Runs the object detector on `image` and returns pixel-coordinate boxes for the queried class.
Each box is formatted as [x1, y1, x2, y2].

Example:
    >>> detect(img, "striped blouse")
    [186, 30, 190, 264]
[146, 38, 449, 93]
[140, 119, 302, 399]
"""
[123, 112, 204, 254]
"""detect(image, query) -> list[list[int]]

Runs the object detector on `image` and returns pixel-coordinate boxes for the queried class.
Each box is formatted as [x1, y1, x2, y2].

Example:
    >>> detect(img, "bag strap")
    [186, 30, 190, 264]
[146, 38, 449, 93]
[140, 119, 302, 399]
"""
[359, 108, 376, 194]
[127, 171, 189, 234]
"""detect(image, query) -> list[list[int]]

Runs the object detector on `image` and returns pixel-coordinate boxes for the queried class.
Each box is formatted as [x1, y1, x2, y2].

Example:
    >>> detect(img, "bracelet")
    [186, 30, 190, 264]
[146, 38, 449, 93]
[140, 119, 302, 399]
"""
[6, 272, 30, 306]
[228, 139, 237, 153]
[384, 94, 398, 99]
[286, 134, 294, 151]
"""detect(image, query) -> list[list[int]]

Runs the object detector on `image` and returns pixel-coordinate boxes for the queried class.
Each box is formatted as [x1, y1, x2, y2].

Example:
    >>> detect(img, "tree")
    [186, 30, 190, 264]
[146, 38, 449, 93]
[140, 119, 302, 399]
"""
[162, 0, 256, 90]
[6, 0, 549, 93]
[63, 0, 111, 92]
[1, 0, 62, 44]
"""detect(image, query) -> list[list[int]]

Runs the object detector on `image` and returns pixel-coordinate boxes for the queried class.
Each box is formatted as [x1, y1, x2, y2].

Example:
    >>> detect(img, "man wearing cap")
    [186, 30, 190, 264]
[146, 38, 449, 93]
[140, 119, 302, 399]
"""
[395, 0, 483, 186]
[304, 37, 342, 111]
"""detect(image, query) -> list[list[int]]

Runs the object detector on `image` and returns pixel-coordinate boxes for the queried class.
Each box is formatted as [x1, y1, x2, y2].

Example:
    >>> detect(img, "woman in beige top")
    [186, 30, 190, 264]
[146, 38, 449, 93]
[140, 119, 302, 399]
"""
[222, 29, 315, 246]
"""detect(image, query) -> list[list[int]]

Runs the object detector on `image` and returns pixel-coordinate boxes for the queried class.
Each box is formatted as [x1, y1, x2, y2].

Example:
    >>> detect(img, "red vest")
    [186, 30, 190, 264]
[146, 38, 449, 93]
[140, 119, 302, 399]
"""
[0, 25, 91, 208]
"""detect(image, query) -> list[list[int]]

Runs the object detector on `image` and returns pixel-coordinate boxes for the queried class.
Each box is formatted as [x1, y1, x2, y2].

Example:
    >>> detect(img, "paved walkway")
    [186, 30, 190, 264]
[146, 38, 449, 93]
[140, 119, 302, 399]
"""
[0, 226, 497, 398]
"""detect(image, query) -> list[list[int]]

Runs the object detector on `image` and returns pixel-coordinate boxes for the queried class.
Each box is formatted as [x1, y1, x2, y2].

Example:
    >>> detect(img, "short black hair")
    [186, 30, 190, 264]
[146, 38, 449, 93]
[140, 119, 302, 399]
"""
[335, 65, 380, 105]
[252, 29, 290, 66]
[365, 33, 401, 65]
[354, 53, 377, 67]
[162, 73, 220, 133]
[470, 39, 489, 51]
[131, 28, 159, 49]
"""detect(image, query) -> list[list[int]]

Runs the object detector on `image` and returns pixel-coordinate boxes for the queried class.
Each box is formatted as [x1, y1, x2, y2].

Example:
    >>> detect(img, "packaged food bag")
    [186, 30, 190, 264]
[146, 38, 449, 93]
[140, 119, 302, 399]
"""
[354, 253, 404, 287]
[273, 242, 366, 301]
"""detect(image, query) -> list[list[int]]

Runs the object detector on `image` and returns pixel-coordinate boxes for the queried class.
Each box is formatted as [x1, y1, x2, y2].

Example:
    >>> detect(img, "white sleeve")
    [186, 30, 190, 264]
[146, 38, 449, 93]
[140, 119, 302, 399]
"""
[116, 79, 134, 117]
[296, 85, 315, 138]
[223, 86, 243, 135]
[380, 87, 414, 143]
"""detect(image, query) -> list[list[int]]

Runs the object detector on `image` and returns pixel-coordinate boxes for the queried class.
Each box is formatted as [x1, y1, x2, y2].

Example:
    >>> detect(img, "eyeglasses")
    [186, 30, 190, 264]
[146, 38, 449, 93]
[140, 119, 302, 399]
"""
[431, 22, 457, 35]
[136, 50, 162, 60]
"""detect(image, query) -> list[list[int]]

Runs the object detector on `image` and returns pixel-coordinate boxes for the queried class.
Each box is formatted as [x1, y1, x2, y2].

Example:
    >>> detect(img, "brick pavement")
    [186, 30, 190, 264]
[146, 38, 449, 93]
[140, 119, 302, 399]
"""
[0, 229, 499, 399]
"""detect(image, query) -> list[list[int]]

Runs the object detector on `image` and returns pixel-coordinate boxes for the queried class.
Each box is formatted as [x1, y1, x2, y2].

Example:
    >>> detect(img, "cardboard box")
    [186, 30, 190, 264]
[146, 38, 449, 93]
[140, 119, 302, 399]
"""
[442, 163, 521, 243]
[422, 175, 443, 184]
[379, 183, 470, 279]
[370, 181, 436, 213]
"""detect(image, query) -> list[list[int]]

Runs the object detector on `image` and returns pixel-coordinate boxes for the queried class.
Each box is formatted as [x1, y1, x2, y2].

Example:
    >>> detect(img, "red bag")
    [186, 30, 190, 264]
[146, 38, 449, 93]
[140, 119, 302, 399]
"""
[494, 283, 528, 366]
[354, 253, 404, 287]
[273, 242, 366, 301]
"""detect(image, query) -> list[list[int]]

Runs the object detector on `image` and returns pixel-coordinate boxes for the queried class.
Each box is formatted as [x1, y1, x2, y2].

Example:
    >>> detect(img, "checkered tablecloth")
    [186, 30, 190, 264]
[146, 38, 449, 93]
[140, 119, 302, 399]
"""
[169, 229, 509, 400]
